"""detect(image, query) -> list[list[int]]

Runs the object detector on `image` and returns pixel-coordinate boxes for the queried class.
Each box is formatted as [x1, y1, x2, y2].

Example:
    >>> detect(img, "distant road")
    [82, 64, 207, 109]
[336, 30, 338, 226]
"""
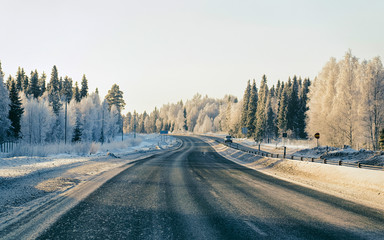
[38, 136, 384, 239]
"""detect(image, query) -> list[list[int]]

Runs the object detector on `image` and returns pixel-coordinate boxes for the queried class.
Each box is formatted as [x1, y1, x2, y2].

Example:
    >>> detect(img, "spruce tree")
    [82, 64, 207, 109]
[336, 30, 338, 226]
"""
[72, 111, 82, 142]
[22, 75, 29, 93]
[246, 80, 258, 137]
[265, 92, 275, 140]
[80, 74, 88, 99]
[277, 85, 288, 135]
[254, 75, 268, 141]
[240, 80, 251, 134]
[48, 65, 62, 115]
[15, 67, 25, 92]
[8, 81, 24, 139]
[6, 75, 13, 91]
[297, 78, 311, 138]
[74, 81, 81, 102]
[29, 70, 40, 98]
[286, 76, 300, 136]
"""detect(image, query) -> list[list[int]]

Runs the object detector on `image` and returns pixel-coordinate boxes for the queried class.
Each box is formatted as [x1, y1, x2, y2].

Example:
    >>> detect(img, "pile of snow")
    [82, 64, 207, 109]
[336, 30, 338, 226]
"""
[294, 146, 383, 165]
[202, 137, 384, 211]
[294, 146, 339, 158]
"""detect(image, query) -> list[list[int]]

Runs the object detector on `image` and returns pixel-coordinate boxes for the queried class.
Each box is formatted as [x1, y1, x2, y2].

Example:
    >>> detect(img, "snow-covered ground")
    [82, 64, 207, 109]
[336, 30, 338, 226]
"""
[0, 134, 180, 237]
[207, 133, 384, 166]
[202, 137, 384, 211]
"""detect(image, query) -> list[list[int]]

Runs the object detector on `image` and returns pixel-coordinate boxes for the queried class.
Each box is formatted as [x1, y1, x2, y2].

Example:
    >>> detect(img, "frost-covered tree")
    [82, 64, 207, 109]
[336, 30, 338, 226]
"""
[306, 50, 384, 149]
[20, 93, 52, 144]
[359, 57, 384, 150]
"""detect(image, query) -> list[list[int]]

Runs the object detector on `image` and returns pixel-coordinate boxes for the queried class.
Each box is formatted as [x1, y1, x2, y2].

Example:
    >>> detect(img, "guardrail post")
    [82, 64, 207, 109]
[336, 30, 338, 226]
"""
[300, 157, 303, 161]
[323, 159, 327, 164]
[258, 144, 260, 152]
[283, 147, 286, 158]
[357, 162, 361, 168]
[311, 158, 314, 162]
[338, 160, 342, 166]
[271, 154, 273, 158]
[277, 154, 279, 158]
[291, 156, 294, 160]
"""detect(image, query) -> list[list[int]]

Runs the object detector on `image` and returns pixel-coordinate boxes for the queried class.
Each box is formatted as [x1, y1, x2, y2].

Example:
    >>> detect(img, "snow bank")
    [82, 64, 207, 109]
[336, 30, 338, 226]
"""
[203, 137, 384, 210]
[0, 134, 180, 220]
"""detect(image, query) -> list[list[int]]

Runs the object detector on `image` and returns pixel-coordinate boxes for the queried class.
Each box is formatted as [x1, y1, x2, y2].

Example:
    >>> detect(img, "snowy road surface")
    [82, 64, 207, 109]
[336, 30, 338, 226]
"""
[35, 136, 384, 239]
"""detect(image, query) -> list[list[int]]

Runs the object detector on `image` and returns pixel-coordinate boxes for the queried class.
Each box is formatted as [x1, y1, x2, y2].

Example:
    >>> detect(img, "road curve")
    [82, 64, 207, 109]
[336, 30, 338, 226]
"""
[38, 136, 384, 240]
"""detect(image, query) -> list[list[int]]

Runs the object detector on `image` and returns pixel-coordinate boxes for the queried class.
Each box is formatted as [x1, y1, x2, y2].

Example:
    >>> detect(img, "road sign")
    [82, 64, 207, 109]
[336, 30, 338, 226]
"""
[241, 127, 248, 135]
[314, 133, 320, 139]
[282, 132, 287, 138]
[160, 130, 168, 135]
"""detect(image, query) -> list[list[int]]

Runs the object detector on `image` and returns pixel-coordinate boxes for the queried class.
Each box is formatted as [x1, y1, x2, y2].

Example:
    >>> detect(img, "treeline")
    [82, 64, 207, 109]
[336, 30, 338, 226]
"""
[307, 50, 384, 150]
[123, 76, 311, 141]
[0, 63, 125, 144]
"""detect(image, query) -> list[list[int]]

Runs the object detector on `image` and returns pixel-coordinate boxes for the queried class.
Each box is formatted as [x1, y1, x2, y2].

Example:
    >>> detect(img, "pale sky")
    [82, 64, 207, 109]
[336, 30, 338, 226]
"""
[1, 0, 383, 113]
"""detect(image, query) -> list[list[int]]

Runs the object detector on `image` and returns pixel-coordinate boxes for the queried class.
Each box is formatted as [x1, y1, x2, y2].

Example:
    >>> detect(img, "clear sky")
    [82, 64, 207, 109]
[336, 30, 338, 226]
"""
[1, 0, 383, 113]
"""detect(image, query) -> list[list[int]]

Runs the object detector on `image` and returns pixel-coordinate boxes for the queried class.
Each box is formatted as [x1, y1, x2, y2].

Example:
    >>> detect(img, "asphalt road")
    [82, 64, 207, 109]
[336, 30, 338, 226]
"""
[38, 136, 384, 240]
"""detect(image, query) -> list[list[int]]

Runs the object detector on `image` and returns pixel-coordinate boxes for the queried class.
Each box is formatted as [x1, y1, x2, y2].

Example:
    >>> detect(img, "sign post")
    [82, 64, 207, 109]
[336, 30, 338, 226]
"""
[314, 132, 320, 147]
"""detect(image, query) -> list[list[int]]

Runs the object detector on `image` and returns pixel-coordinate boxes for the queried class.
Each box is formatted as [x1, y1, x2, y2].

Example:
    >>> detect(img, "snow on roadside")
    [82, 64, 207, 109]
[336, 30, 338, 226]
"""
[0, 134, 179, 222]
[202, 137, 384, 211]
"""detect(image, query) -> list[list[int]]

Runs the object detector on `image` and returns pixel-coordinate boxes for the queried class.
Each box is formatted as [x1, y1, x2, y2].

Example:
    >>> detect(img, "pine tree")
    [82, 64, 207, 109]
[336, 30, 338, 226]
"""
[62, 76, 73, 103]
[74, 81, 81, 102]
[254, 75, 268, 141]
[105, 84, 126, 111]
[39, 72, 47, 97]
[8, 80, 24, 139]
[15, 67, 25, 92]
[80, 74, 88, 99]
[29, 70, 40, 98]
[246, 80, 258, 136]
[48, 65, 62, 115]
[240, 80, 251, 133]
